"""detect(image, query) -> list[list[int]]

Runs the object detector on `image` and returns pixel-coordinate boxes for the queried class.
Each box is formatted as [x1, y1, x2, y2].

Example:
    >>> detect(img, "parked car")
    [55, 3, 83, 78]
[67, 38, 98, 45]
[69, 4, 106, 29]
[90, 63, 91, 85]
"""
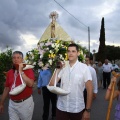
[112, 64, 120, 72]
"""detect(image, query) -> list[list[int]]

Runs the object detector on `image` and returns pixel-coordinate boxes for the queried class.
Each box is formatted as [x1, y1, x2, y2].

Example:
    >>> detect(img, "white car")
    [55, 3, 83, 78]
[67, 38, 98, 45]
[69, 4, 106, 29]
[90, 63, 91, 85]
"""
[112, 64, 120, 72]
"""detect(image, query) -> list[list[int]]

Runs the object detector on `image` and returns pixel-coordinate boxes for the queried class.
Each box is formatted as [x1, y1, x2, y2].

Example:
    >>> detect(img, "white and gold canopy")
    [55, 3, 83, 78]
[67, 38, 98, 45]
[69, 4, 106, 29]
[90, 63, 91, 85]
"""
[39, 21, 72, 42]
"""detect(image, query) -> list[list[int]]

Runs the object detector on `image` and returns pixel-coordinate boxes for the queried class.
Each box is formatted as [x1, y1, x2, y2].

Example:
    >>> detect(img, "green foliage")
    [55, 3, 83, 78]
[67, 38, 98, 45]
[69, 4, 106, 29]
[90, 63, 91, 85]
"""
[96, 17, 106, 63]
[105, 45, 120, 63]
[0, 48, 13, 94]
[96, 45, 120, 63]
[26, 48, 40, 70]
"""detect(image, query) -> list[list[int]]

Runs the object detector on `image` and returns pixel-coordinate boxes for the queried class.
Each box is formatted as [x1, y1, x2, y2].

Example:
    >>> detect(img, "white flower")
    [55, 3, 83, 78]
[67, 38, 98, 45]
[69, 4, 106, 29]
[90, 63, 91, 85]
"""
[40, 55, 43, 58]
[55, 44, 59, 48]
[33, 62, 36, 65]
[46, 48, 49, 50]
[48, 59, 53, 65]
[49, 50, 53, 53]
[61, 57, 64, 61]
[52, 43, 55, 48]
[59, 54, 63, 59]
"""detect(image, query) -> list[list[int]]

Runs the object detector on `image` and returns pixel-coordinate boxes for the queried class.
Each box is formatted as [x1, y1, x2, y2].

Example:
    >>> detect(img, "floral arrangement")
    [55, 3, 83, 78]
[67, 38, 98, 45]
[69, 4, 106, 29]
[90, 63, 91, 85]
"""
[25, 39, 87, 71]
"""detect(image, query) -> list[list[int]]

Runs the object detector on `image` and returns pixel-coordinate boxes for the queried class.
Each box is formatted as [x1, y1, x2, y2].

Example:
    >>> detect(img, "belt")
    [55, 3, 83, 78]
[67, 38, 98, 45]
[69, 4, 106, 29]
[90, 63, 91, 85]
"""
[12, 96, 31, 103]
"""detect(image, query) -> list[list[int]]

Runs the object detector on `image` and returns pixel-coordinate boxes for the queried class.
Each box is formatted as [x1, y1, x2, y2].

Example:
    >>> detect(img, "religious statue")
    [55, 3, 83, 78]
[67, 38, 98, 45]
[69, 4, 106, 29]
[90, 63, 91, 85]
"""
[49, 11, 58, 38]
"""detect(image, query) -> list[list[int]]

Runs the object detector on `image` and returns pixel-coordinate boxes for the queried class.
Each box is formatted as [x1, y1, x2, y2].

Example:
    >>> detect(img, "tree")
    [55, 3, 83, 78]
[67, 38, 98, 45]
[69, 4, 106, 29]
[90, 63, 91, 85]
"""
[0, 48, 13, 94]
[106, 45, 120, 63]
[96, 17, 106, 63]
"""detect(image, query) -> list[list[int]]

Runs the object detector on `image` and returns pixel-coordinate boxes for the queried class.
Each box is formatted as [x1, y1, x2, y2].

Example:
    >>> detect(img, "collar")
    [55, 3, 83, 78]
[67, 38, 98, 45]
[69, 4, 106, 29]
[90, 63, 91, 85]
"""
[69, 59, 79, 68]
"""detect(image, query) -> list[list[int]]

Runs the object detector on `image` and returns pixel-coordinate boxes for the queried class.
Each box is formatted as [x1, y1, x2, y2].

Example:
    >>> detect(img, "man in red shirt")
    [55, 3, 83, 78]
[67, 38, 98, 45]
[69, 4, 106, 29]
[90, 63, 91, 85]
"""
[0, 51, 35, 120]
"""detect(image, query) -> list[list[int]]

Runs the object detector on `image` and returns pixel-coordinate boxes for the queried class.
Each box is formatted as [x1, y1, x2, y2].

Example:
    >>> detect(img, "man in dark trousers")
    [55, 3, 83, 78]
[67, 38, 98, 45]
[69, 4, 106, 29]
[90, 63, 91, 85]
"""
[37, 66, 57, 120]
[102, 59, 112, 89]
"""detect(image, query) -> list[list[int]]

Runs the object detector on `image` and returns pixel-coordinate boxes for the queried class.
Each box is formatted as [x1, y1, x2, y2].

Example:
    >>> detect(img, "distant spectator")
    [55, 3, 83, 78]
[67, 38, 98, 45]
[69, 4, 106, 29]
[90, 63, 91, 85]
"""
[90, 59, 97, 71]
[96, 61, 103, 88]
[85, 56, 98, 100]
[102, 59, 112, 89]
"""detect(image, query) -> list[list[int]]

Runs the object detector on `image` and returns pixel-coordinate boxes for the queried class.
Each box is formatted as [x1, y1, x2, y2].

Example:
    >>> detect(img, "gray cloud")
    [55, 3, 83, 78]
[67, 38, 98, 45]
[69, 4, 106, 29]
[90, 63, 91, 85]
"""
[0, 0, 120, 53]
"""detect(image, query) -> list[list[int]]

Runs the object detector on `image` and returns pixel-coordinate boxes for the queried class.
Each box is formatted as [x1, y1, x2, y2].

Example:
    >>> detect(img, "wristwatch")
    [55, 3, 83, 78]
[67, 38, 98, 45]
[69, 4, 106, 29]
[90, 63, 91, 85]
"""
[85, 108, 91, 112]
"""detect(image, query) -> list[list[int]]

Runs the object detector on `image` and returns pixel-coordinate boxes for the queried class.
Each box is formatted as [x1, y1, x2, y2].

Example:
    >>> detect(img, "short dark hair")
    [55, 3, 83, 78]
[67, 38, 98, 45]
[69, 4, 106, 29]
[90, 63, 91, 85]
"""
[12, 51, 23, 58]
[68, 43, 79, 51]
[85, 55, 90, 60]
[86, 53, 93, 60]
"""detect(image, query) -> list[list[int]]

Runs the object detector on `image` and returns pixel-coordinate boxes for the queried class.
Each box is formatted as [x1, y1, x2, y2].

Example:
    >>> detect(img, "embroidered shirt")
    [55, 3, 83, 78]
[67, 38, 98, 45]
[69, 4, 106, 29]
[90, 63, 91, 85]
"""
[57, 60, 92, 113]
[88, 65, 98, 93]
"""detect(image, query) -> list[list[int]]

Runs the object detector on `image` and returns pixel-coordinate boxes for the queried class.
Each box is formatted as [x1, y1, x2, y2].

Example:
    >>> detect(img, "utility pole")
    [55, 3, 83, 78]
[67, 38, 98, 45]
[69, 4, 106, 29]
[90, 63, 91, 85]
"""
[88, 27, 90, 56]
[54, 0, 91, 54]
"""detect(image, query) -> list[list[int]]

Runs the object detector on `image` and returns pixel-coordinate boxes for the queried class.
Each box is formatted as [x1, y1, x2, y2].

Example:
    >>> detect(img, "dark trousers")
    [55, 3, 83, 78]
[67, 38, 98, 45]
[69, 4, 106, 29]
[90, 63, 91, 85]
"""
[56, 108, 84, 120]
[42, 86, 57, 120]
[103, 72, 111, 88]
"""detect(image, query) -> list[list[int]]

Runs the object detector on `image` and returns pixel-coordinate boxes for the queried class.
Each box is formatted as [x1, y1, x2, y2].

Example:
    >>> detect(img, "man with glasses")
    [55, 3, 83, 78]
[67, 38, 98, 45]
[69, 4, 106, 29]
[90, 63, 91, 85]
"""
[0, 51, 35, 120]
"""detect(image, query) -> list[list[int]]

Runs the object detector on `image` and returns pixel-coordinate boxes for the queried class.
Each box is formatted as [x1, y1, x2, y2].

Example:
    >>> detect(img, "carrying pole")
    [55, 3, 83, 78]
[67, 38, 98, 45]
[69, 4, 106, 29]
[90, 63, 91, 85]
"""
[106, 71, 120, 120]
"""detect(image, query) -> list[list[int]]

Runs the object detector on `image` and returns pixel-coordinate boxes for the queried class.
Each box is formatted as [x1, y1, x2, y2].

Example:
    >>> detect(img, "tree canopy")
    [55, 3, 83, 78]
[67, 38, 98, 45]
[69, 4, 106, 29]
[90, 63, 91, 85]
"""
[105, 45, 120, 63]
[0, 48, 13, 94]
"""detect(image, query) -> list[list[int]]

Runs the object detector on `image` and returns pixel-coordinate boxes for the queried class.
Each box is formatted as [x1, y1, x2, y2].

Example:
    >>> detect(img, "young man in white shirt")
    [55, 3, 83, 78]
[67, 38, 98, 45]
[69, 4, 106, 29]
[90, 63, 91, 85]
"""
[49, 44, 93, 120]
[85, 56, 98, 100]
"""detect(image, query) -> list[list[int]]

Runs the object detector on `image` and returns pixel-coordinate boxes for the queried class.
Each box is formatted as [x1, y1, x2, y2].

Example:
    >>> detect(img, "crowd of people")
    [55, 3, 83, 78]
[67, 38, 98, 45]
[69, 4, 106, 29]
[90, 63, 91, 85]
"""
[0, 43, 120, 120]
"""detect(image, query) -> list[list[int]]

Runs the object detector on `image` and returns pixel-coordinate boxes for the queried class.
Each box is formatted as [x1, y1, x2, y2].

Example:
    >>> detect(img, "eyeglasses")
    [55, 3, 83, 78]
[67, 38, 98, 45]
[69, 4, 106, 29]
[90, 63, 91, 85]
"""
[12, 56, 22, 59]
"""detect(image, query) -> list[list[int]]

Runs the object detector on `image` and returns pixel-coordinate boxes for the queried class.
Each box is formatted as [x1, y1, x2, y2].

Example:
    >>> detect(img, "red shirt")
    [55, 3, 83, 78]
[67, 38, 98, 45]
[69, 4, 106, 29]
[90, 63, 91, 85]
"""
[5, 69, 35, 100]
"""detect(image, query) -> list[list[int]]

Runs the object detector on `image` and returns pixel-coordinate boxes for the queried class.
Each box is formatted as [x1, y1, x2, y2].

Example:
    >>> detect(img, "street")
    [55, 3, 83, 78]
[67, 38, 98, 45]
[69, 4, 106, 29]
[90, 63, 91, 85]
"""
[0, 86, 117, 120]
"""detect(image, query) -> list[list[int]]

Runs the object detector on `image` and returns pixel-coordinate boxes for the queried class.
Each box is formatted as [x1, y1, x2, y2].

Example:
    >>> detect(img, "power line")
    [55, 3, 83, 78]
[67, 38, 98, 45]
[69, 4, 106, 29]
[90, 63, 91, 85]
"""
[53, 0, 88, 28]
[53, 0, 91, 55]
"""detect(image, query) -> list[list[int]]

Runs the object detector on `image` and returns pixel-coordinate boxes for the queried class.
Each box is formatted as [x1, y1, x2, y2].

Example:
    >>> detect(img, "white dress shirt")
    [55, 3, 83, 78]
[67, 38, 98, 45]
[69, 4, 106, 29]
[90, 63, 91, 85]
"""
[103, 63, 112, 72]
[88, 66, 98, 93]
[57, 60, 92, 113]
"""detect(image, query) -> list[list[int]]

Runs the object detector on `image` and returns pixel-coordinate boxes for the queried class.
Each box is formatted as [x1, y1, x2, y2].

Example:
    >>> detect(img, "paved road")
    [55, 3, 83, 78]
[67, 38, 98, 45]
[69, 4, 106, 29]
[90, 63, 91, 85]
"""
[0, 86, 117, 120]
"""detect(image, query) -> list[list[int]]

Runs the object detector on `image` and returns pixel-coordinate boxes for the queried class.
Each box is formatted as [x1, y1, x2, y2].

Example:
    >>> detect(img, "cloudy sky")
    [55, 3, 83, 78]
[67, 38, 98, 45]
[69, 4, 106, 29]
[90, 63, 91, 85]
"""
[0, 0, 120, 56]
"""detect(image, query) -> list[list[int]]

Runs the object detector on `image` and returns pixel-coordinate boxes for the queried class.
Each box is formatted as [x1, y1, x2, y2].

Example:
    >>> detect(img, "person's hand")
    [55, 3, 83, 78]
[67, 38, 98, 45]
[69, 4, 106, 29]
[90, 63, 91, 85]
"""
[19, 63, 26, 72]
[38, 89, 41, 95]
[111, 76, 116, 83]
[82, 111, 90, 120]
[56, 61, 65, 69]
[0, 103, 4, 114]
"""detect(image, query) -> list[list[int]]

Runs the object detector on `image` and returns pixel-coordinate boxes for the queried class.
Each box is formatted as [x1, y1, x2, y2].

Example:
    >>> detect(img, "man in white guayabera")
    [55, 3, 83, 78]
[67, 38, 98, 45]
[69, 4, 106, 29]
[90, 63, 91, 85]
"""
[84, 55, 98, 106]
[0, 51, 35, 120]
[49, 43, 93, 120]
